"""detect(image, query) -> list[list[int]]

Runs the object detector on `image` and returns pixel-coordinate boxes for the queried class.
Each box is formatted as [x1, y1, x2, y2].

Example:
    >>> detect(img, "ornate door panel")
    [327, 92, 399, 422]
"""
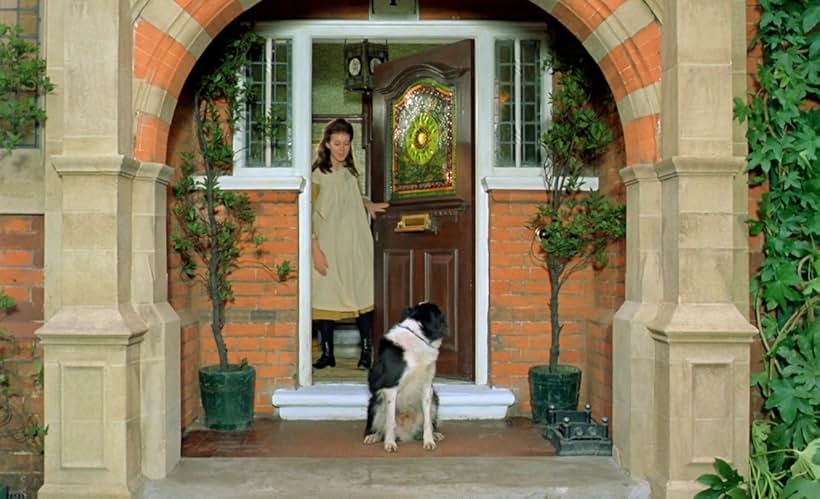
[371, 40, 474, 380]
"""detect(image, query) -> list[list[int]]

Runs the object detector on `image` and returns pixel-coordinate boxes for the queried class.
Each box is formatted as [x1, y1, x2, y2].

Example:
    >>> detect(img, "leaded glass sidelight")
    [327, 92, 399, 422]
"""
[494, 38, 542, 169]
[244, 38, 292, 168]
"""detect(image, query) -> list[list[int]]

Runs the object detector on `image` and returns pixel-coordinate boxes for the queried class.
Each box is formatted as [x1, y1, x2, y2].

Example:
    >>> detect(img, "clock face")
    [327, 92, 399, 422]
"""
[369, 57, 382, 74]
[348, 57, 362, 77]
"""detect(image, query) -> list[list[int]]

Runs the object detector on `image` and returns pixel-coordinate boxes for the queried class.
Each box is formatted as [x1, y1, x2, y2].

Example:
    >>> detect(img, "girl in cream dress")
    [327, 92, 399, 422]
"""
[311, 119, 388, 369]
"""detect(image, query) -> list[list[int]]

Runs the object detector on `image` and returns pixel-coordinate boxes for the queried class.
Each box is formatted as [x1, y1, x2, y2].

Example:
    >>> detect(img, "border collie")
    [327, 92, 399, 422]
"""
[363, 302, 446, 452]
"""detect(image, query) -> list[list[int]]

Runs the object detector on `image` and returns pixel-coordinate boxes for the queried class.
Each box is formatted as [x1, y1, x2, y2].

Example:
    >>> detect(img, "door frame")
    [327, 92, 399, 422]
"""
[246, 20, 551, 387]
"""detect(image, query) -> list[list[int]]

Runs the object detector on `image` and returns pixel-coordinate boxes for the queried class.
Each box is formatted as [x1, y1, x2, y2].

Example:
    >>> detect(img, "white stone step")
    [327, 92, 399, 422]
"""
[272, 383, 516, 420]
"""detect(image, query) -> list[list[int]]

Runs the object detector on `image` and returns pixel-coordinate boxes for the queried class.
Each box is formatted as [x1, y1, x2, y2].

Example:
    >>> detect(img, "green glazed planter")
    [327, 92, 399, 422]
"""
[528, 364, 581, 425]
[199, 364, 256, 431]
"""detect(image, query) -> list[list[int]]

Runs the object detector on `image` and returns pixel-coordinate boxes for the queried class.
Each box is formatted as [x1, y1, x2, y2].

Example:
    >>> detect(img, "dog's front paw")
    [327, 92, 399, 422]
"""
[423, 438, 437, 450]
[433, 432, 445, 441]
[363, 433, 381, 445]
[384, 440, 398, 453]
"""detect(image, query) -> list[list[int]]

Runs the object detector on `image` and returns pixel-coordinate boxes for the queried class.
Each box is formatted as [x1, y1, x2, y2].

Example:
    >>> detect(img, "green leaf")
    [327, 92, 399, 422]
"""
[803, 5, 820, 33]
[697, 474, 724, 488]
[790, 438, 820, 480]
[694, 488, 722, 499]
[781, 477, 820, 498]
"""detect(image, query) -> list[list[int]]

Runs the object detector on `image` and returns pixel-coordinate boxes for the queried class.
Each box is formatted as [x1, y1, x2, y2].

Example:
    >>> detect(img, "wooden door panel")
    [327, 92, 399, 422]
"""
[372, 40, 474, 380]
[381, 249, 413, 332]
[423, 249, 459, 358]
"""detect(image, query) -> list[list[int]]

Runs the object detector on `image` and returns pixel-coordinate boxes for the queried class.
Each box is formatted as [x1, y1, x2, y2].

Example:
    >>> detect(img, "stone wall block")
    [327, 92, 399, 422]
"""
[678, 249, 734, 302]
[674, 0, 731, 64]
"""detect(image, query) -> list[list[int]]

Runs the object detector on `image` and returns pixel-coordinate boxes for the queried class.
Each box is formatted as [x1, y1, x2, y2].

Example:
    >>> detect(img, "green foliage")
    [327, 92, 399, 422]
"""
[695, 457, 749, 499]
[700, 0, 819, 496]
[0, 288, 48, 454]
[275, 260, 291, 283]
[528, 58, 625, 372]
[0, 23, 54, 152]
[697, 422, 820, 499]
[170, 27, 268, 371]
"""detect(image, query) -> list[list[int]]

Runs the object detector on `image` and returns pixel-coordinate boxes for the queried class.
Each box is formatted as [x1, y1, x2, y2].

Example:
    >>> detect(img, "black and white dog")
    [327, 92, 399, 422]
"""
[363, 302, 446, 452]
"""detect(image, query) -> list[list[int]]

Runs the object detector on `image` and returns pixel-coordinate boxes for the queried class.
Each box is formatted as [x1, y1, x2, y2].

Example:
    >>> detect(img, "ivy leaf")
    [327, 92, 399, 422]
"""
[803, 5, 820, 33]
[810, 30, 820, 60]
[781, 478, 820, 499]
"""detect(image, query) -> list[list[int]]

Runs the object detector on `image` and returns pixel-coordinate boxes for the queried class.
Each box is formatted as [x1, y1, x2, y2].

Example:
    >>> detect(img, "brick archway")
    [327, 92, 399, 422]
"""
[132, 0, 660, 166]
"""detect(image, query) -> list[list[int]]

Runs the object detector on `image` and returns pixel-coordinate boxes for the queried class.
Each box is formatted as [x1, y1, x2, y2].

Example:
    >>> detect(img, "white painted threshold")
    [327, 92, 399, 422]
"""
[272, 383, 515, 421]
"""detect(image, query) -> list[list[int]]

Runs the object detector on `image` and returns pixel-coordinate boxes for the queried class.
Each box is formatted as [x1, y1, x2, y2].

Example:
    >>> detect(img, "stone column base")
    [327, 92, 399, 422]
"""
[648, 303, 756, 497]
[36, 305, 146, 499]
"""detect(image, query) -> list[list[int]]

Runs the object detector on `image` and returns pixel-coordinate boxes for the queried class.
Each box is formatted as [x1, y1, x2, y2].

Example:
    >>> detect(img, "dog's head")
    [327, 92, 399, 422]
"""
[400, 302, 447, 344]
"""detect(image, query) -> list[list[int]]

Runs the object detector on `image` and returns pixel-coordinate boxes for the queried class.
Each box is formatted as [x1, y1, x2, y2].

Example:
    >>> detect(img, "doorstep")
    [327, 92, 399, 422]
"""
[272, 383, 516, 420]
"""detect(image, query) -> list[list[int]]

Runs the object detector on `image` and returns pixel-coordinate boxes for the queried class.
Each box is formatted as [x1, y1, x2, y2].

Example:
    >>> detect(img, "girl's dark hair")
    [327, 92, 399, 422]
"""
[312, 118, 358, 176]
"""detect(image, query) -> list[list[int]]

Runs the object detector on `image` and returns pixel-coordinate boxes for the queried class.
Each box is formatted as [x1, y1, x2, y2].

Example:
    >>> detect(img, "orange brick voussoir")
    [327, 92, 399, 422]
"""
[134, 112, 171, 162]
[597, 23, 661, 102]
[133, 19, 196, 99]
[622, 114, 659, 166]
[550, 0, 627, 42]
[177, 0, 245, 39]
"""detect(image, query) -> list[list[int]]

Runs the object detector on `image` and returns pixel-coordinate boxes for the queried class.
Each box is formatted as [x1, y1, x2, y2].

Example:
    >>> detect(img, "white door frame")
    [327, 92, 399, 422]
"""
[218, 20, 552, 387]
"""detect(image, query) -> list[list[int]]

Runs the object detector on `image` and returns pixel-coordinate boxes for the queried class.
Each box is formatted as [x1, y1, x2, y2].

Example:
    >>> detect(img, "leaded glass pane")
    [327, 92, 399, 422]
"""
[494, 38, 542, 169]
[244, 38, 292, 168]
[494, 39, 515, 167]
[244, 44, 266, 167]
[388, 79, 457, 200]
[269, 40, 291, 167]
[0, 0, 41, 147]
[520, 39, 541, 168]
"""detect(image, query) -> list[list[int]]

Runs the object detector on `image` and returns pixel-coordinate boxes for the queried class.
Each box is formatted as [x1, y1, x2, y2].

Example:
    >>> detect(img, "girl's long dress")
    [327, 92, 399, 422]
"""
[311, 167, 374, 320]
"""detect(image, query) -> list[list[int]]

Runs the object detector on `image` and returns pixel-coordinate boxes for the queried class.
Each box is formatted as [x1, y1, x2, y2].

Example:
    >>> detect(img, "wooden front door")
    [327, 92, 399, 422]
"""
[371, 40, 474, 380]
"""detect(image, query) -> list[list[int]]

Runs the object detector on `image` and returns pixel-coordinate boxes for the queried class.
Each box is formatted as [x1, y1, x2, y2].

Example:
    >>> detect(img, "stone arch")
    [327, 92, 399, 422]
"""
[132, 0, 660, 166]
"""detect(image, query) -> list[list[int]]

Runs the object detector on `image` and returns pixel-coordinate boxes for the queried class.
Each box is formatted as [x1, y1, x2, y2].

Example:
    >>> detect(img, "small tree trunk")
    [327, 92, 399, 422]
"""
[548, 258, 562, 372]
[196, 92, 229, 371]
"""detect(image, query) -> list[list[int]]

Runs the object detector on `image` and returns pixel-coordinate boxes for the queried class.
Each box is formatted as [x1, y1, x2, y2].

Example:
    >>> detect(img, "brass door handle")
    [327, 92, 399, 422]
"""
[394, 213, 437, 234]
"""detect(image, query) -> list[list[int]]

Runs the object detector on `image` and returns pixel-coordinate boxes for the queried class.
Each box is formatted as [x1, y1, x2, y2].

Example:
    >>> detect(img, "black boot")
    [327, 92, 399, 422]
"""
[356, 312, 373, 370]
[313, 320, 335, 369]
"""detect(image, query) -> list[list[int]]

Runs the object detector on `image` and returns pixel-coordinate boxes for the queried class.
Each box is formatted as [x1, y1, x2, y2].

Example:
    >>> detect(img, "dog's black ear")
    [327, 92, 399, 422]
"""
[417, 303, 446, 340]
[400, 306, 415, 321]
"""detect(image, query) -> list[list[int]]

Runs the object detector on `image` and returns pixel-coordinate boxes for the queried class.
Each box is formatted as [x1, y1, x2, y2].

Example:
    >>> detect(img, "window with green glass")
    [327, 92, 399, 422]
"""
[1, 0, 41, 147]
[244, 38, 292, 168]
[494, 38, 542, 168]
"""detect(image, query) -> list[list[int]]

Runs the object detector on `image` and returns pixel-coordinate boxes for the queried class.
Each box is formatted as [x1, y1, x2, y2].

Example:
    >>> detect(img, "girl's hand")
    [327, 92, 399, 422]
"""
[364, 199, 389, 219]
[312, 240, 328, 275]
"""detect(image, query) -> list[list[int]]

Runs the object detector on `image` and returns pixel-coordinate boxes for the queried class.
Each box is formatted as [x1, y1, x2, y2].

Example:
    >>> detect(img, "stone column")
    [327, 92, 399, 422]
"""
[648, 1, 757, 497]
[38, 157, 147, 499]
[612, 165, 661, 477]
[37, 1, 147, 497]
[132, 163, 181, 480]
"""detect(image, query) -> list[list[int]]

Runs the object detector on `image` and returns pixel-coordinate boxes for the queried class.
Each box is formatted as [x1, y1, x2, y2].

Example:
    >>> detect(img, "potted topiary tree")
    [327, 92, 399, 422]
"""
[170, 27, 286, 431]
[527, 56, 626, 424]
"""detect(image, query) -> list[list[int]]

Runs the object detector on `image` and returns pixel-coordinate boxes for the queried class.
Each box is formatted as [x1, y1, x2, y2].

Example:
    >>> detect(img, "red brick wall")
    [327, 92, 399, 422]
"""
[0, 215, 44, 337]
[0, 215, 45, 494]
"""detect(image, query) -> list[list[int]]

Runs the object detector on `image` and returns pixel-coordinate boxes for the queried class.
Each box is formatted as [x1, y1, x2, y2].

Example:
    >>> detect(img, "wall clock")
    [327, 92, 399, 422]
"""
[348, 56, 362, 77]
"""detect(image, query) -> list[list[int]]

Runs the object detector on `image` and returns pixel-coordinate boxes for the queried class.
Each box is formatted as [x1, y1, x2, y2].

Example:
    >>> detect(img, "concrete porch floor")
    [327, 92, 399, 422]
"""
[139, 418, 650, 498]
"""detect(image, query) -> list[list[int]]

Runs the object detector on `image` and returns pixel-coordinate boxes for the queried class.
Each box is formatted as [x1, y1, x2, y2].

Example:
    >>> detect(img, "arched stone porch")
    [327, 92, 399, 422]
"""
[36, 1, 755, 498]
